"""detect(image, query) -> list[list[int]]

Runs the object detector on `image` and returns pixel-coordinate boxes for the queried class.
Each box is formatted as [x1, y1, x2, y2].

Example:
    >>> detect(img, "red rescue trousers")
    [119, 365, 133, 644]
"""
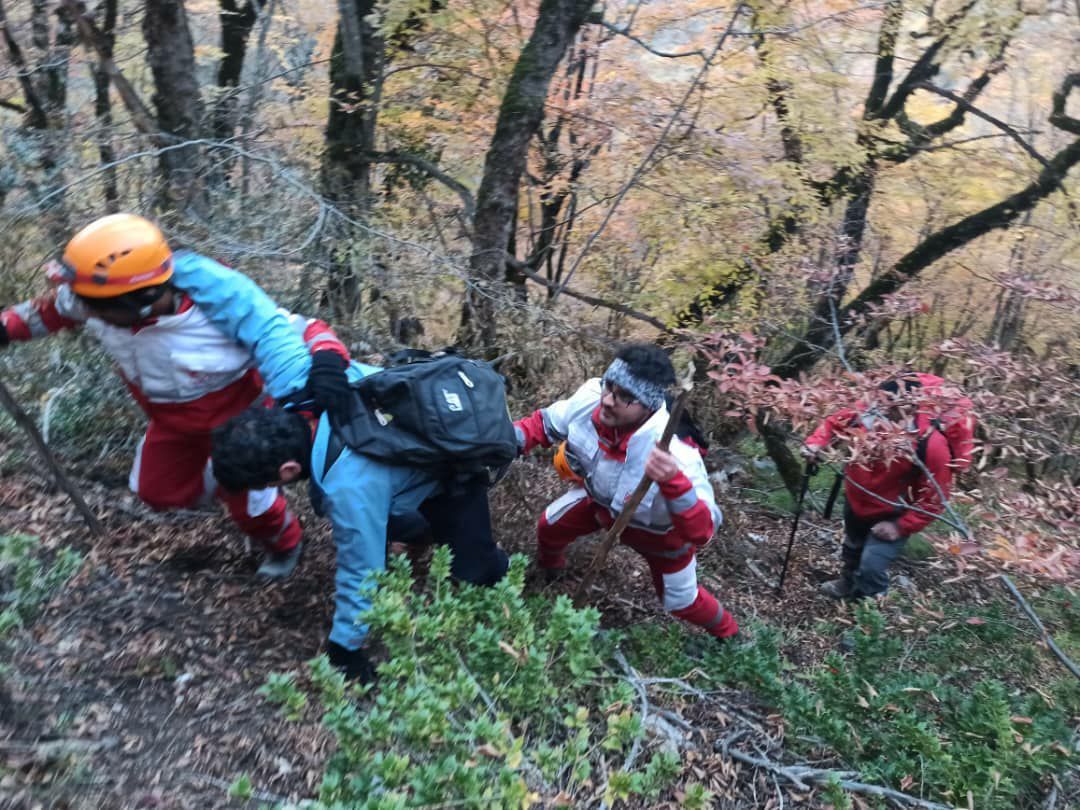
[128, 384, 300, 553]
[537, 491, 737, 638]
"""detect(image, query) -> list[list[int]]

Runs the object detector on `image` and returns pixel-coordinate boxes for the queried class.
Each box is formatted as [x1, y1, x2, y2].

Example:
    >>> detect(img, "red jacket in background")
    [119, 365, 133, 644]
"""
[805, 409, 953, 537]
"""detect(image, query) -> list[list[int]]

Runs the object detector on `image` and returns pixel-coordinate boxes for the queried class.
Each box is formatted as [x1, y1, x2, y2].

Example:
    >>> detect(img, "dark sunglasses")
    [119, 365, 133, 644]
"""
[78, 284, 169, 315]
[602, 379, 638, 407]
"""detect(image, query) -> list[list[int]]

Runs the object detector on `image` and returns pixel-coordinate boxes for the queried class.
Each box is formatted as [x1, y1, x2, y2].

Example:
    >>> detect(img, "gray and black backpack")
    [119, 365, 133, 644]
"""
[327, 350, 518, 484]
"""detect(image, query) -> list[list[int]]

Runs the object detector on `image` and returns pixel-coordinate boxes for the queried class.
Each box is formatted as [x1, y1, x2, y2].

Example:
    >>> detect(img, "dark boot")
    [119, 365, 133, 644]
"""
[326, 641, 376, 684]
[820, 570, 856, 599]
[255, 541, 304, 581]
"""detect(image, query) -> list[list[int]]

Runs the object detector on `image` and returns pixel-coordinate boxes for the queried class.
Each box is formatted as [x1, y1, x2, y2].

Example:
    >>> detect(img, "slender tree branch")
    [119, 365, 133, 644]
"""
[552, 2, 748, 300]
[1050, 73, 1080, 135]
[59, 0, 159, 138]
[828, 296, 853, 373]
[862, 0, 903, 118]
[595, 19, 707, 59]
[819, 459, 967, 531]
[723, 748, 953, 810]
[1000, 575, 1080, 680]
[922, 48, 1008, 140]
[915, 82, 1050, 168]
[0, 0, 47, 127]
[508, 255, 673, 333]
[382, 61, 489, 81]
[0, 377, 103, 536]
[365, 150, 476, 221]
[874, 35, 946, 121]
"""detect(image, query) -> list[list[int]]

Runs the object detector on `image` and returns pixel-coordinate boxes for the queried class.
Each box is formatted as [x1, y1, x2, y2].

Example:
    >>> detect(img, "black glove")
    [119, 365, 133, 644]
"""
[326, 641, 376, 683]
[307, 350, 352, 419]
[0, 320, 8, 348]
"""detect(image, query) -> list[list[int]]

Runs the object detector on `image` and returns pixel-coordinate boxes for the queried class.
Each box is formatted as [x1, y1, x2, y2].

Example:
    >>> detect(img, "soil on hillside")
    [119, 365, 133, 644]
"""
[0, 444, 1021, 809]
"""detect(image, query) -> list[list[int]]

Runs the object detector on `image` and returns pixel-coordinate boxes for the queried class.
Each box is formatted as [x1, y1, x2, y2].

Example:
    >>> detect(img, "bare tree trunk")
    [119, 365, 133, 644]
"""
[7, 0, 76, 243]
[459, 0, 595, 353]
[521, 31, 600, 302]
[91, 0, 118, 210]
[143, 0, 205, 205]
[213, 0, 264, 141]
[319, 0, 381, 317]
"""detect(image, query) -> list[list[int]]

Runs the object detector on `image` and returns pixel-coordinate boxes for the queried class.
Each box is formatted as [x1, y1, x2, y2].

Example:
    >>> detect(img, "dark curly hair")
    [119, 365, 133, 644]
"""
[615, 343, 676, 388]
[879, 375, 922, 396]
[211, 406, 312, 492]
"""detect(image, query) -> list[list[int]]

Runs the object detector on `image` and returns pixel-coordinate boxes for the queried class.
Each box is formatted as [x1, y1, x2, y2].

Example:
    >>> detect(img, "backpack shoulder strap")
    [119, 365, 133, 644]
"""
[323, 428, 347, 479]
[387, 348, 434, 366]
[916, 418, 952, 467]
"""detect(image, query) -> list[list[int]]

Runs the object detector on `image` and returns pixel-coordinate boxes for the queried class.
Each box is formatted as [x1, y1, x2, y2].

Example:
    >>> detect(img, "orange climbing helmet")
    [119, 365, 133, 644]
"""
[553, 441, 584, 484]
[59, 214, 173, 298]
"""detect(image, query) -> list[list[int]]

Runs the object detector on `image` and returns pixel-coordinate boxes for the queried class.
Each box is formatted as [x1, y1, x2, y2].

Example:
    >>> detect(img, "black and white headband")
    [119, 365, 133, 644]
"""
[602, 358, 667, 411]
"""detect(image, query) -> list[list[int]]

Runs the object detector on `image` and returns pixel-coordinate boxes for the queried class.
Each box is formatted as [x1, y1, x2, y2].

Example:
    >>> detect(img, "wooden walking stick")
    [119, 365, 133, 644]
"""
[0, 376, 104, 536]
[572, 380, 692, 609]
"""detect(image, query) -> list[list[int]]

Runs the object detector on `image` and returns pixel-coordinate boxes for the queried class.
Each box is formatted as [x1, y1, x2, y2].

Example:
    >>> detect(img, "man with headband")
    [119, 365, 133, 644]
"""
[514, 343, 739, 641]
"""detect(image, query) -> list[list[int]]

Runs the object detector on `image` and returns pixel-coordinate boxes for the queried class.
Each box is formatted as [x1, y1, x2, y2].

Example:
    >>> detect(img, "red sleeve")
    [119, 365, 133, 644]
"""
[514, 409, 552, 454]
[897, 434, 953, 536]
[302, 319, 350, 361]
[805, 408, 858, 450]
[658, 471, 715, 546]
[1, 292, 81, 342]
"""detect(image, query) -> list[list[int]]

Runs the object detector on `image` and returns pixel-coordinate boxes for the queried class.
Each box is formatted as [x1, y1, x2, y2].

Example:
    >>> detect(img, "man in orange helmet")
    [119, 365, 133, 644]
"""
[0, 214, 353, 579]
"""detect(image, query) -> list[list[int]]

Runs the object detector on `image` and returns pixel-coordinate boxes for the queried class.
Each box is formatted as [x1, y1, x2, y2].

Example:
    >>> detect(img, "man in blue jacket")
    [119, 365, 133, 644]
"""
[210, 376, 510, 682]
[0, 214, 352, 579]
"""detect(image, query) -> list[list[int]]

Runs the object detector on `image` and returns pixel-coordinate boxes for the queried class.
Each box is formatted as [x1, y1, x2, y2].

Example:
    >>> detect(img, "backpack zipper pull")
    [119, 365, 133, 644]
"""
[457, 370, 474, 388]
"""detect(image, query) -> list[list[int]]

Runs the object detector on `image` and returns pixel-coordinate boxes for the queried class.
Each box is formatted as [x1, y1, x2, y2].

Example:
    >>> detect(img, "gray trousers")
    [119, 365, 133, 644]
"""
[841, 505, 907, 597]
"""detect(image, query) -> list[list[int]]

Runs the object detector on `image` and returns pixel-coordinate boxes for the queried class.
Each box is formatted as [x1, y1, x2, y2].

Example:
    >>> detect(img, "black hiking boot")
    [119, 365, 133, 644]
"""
[820, 572, 856, 600]
[255, 542, 304, 581]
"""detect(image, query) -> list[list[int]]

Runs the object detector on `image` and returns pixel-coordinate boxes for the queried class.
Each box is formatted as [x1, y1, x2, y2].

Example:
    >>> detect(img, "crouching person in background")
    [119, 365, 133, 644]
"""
[211, 379, 509, 682]
[514, 343, 740, 642]
[802, 375, 961, 600]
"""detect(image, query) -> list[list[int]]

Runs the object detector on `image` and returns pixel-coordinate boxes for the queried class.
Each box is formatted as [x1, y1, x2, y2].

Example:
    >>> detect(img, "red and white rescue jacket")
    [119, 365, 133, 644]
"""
[1, 256, 347, 434]
[516, 379, 721, 546]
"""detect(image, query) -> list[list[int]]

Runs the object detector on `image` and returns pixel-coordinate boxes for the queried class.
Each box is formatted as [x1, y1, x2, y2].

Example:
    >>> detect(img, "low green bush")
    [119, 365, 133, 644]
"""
[261, 549, 711, 809]
[0, 533, 82, 645]
[626, 597, 1077, 809]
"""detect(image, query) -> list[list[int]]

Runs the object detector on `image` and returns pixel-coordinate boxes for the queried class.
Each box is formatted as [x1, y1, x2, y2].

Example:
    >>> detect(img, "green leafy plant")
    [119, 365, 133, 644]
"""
[0, 533, 82, 640]
[262, 549, 694, 808]
[227, 773, 253, 800]
[626, 597, 1077, 810]
[259, 673, 308, 722]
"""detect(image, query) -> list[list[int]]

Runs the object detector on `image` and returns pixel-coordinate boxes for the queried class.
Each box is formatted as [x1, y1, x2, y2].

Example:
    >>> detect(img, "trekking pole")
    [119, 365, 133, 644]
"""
[776, 462, 815, 594]
[572, 385, 691, 609]
[822, 468, 843, 520]
[0, 376, 103, 536]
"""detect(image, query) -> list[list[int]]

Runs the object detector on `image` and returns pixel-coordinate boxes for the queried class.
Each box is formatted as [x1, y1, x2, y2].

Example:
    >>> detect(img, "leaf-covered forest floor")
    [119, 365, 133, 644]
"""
[0, 436, 1075, 809]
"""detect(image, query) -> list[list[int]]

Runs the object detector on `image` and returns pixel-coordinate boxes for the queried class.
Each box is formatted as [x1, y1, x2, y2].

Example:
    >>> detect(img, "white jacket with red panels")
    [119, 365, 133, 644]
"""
[0, 250, 348, 432]
[516, 378, 721, 546]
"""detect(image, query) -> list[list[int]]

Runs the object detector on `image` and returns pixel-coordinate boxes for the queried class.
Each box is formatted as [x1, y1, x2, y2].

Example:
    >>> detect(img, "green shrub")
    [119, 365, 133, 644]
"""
[0, 533, 82, 639]
[262, 549, 709, 808]
[625, 598, 1076, 809]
